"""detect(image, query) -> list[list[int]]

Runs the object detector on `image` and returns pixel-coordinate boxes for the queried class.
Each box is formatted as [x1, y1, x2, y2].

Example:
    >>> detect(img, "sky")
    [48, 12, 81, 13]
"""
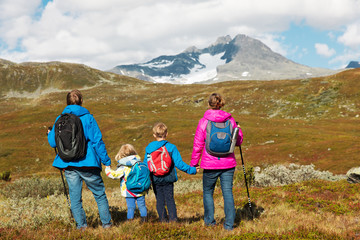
[1, 0, 360, 71]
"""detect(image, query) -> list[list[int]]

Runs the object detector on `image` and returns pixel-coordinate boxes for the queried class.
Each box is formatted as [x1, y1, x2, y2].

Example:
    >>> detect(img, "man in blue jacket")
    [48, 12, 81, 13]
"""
[47, 89, 112, 229]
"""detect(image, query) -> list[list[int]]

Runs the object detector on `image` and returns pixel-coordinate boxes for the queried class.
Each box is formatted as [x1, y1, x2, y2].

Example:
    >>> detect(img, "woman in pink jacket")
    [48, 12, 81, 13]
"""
[190, 93, 243, 230]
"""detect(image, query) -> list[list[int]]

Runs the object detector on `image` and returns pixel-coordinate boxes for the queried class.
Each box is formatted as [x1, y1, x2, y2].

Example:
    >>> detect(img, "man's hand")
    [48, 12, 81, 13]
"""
[47, 126, 52, 136]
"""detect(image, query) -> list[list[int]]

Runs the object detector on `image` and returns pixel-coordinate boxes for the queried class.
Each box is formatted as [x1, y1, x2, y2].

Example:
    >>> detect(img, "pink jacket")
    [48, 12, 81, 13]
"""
[190, 109, 243, 170]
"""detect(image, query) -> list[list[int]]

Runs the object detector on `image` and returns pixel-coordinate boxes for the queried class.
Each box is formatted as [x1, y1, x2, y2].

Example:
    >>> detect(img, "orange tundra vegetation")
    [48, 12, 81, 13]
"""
[0, 68, 359, 239]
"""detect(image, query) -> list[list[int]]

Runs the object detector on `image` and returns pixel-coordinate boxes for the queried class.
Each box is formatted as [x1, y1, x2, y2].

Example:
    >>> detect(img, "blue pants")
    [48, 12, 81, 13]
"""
[152, 183, 177, 222]
[64, 168, 112, 229]
[203, 168, 235, 230]
[125, 196, 147, 219]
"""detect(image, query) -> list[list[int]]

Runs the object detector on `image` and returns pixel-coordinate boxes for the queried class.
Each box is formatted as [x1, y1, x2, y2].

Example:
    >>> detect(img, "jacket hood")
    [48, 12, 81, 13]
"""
[203, 109, 231, 122]
[62, 105, 90, 116]
[117, 155, 141, 167]
[145, 140, 168, 154]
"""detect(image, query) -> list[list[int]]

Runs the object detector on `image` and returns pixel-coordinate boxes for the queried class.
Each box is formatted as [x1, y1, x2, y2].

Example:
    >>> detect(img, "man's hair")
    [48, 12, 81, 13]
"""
[208, 93, 225, 110]
[115, 144, 138, 161]
[153, 122, 168, 138]
[67, 89, 83, 106]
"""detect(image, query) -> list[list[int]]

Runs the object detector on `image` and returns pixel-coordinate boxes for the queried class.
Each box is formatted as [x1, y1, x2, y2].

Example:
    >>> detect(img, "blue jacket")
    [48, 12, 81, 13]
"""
[48, 105, 111, 169]
[144, 140, 196, 184]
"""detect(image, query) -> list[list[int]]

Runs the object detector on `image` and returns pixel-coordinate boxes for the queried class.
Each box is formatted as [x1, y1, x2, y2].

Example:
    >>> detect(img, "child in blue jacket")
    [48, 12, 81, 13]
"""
[144, 122, 199, 222]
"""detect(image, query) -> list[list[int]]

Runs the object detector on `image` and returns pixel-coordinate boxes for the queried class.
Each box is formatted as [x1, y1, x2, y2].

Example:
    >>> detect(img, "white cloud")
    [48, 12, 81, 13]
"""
[315, 43, 336, 57]
[0, 0, 40, 20]
[330, 49, 360, 68]
[1, 0, 360, 70]
[338, 21, 360, 49]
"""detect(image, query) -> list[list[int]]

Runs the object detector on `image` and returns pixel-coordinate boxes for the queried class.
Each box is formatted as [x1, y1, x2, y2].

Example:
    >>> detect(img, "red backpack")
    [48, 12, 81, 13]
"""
[148, 145, 172, 176]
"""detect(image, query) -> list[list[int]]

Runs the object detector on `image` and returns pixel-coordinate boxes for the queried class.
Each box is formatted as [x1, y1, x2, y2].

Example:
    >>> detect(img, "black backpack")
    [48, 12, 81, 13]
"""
[55, 113, 87, 161]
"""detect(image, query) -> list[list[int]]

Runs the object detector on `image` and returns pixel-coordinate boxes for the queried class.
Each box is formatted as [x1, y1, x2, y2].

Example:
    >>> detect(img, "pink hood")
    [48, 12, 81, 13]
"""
[190, 109, 243, 170]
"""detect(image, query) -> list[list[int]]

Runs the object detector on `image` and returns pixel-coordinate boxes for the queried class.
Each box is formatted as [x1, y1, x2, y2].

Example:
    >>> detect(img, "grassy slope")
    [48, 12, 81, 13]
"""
[0, 68, 359, 239]
[0, 69, 359, 178]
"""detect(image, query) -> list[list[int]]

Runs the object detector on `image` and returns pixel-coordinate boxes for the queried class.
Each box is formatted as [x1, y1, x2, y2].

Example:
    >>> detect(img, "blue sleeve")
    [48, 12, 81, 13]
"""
[47, 125, 56, 148]
[170, 144, 196, 175]
[48, 116, 60, 148]
[87, 115, 111, 166]
[144, 152, 148, 164]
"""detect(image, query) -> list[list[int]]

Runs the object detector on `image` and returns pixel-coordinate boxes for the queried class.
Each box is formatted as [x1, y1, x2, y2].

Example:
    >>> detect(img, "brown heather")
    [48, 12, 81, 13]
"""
[1, 178, 360, 239]
[0, 67, 359, 239]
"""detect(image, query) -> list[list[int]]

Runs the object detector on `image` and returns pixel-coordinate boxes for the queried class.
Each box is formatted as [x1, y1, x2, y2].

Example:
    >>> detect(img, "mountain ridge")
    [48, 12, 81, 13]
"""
[346, 61, 360, 68]
[109, 34, 340, 84]
[0, 58, 143, 98]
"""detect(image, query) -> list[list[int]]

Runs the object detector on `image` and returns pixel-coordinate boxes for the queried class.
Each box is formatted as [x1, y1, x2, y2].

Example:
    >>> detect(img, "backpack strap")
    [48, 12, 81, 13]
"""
[123, 170, 138, 197]
[126, 189, 137, 197]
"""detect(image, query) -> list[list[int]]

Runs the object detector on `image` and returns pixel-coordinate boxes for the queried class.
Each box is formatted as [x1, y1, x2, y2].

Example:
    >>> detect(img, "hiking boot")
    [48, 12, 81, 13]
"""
[103, 223, 112, 229]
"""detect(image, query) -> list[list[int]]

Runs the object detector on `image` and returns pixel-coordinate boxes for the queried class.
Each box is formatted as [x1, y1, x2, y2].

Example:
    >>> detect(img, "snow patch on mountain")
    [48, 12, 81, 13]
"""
[242, 72, 250, 77]
[152, 52, 226, 84]
[140, 60, 174, 69]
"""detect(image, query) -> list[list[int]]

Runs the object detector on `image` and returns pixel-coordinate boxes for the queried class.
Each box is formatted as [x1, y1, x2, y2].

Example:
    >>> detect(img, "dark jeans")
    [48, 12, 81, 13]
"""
[152, 182, 177, 222]
[203, 168, 235, 230]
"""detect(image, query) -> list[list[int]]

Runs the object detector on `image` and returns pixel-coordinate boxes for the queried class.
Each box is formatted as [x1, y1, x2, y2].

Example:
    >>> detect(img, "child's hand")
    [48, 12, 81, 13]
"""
[105, 166, 111, 176]
[196, 167, 200, 173]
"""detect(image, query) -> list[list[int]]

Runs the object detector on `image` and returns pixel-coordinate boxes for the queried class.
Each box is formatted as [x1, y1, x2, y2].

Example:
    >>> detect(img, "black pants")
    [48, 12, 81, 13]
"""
[152, 182, 177, 222]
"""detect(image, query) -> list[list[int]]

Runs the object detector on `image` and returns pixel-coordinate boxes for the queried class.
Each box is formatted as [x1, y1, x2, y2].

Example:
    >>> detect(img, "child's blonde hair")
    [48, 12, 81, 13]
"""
[153, 122, 168, 138]
[115, 144, 138, 161]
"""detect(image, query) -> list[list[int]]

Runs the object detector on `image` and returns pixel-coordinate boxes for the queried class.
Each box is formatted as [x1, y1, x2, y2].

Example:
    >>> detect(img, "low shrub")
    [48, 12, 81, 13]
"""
[254, 163, 346, 187]
[174, 179, 202, 194]
[0, 171, 11, 181]
[1, 194, 73, 229]
[0, 177, 65, 199]
[234, 165, 255, 187]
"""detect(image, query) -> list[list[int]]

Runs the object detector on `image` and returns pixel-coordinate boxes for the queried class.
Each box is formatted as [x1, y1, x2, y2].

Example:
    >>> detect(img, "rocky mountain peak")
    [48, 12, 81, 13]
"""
[109, 34, 338, 84]
[212, 35, 232, 45]
[183, 46, 200, 53]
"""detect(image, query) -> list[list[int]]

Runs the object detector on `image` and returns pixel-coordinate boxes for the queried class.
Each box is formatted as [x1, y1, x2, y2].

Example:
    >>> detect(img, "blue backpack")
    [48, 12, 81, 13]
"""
[205, 119, 237, 157]
[125, 162, 151, 195]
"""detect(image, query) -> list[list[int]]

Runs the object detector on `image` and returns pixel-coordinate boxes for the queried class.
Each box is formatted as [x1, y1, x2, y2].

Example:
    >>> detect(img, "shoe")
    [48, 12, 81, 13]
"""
[103, 224, 112, 229]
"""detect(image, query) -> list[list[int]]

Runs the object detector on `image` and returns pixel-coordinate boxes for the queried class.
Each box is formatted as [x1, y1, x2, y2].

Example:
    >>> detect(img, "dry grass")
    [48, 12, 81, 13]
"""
[1, 179, 360, 239]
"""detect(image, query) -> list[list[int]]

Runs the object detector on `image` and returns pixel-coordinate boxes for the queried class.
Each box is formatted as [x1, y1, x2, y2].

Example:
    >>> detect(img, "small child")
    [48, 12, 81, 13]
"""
[105, 144, 148, 222]
[144, 122, 199, 222]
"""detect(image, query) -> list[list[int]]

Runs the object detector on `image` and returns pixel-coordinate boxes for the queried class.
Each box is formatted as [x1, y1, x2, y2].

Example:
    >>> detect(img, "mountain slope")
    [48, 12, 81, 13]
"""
[0, 59, 142, 98]
[0, 67, 359, 177]
[109, 34, 339, 84]
[346, 61, 360, 68]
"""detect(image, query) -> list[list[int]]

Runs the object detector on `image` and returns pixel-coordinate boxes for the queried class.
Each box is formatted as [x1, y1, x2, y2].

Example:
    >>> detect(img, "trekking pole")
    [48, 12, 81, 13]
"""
[239, 144, 254, 220]
[53, 147, 73, 221]
[48, 126, 73, 222]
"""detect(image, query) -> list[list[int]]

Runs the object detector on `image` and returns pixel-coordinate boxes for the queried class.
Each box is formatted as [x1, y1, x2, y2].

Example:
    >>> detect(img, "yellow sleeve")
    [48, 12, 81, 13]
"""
[105, 166, 125, 179]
